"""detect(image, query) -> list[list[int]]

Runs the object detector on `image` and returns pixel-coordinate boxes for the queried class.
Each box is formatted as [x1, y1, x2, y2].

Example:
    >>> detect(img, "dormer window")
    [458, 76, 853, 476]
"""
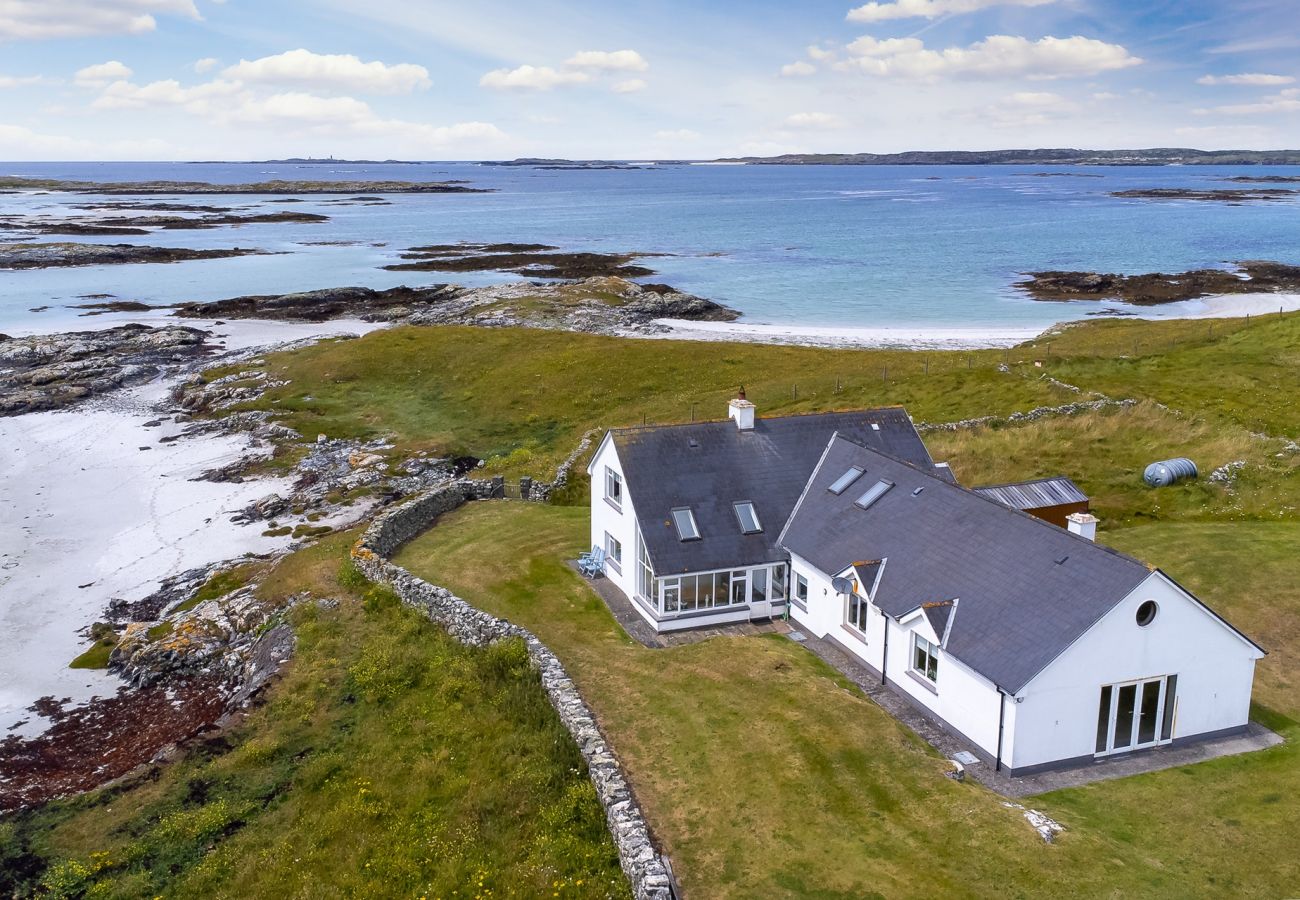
[854, 479, 894, 510]
[828, 466, 865, 495]
[733, 501, 762, 534]
[671, 507, 700, 541]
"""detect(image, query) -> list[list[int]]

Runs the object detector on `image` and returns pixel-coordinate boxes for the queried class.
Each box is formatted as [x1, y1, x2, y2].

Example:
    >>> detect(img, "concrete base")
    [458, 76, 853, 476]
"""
[799, 630, 1282, 798]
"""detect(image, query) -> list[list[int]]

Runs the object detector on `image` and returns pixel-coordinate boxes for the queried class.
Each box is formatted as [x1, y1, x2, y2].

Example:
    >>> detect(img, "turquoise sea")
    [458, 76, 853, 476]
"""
[2, 160, 1299, 334]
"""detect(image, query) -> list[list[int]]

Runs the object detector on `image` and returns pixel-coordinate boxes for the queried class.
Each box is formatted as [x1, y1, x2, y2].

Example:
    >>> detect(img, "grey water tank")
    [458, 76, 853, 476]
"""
[1143, 458, 1198, 487]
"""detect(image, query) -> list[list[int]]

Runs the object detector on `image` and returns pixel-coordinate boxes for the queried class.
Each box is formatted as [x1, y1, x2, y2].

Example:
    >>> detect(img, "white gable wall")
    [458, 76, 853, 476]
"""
[587, 434, 641, 612]
[1010, 571, 1261, 771]
[789, 552, 1011, 764]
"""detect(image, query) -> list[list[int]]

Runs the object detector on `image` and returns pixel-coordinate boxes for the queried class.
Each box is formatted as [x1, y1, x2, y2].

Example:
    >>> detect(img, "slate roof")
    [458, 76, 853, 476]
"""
[781, 434, 1154, 693]
[973, 476, 1088, 511]
[611, 407, 934, 576]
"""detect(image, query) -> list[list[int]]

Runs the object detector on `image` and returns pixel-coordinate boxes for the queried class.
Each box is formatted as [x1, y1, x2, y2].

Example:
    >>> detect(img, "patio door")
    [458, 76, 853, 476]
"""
[748, 568, 772, 620]
[1095, 675, 1177, 756]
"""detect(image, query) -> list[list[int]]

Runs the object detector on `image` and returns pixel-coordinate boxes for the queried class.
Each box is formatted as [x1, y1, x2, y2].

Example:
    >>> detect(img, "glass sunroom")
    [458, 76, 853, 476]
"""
[634, 529, 788, 622]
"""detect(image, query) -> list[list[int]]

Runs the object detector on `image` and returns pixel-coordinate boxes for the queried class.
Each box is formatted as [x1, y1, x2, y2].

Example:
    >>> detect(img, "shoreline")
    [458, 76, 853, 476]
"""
[652, 290, 1300, 349]
[0, 317, 382, 736]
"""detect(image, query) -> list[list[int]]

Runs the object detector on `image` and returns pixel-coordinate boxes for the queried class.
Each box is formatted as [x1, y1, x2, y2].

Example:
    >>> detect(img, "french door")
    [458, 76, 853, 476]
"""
[1095, 675, 1177, 756]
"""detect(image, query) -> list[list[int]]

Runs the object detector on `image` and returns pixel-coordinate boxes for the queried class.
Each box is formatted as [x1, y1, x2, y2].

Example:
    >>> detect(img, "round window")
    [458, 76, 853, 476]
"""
[1136, 600, 1158, 627]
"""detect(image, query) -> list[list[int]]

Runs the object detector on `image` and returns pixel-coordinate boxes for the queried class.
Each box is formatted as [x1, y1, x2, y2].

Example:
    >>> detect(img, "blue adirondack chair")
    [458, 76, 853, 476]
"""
[578, 545, 607, 578]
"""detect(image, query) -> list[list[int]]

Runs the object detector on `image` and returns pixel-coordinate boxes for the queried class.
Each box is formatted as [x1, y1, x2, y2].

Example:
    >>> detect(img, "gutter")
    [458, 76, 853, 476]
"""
[880, 614, 890, 686]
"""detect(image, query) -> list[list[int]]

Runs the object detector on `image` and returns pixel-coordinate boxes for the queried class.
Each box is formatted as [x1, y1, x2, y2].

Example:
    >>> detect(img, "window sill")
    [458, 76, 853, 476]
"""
[606, 558, 622, 575]
[839, 624, 868, 645]
[906, 669, 939, 695]
[790, 596, 808, 613]
[603, 497, 623, 514]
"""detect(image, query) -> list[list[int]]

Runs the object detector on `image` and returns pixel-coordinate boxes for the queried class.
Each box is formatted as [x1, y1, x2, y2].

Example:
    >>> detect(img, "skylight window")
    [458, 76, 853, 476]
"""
[671, 507, 701, 541]
[854, 479, 895, 510]
[828, 466, 865, 495]
[734, 501, 762, 534]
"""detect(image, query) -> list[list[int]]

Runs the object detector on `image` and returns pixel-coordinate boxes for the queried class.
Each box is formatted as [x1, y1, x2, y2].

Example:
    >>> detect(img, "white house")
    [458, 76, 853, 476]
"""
[587, 393, 1264, 775]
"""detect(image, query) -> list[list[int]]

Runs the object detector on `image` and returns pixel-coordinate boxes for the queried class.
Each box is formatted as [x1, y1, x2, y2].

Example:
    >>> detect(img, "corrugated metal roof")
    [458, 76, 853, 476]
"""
[973, 476, 1088, 512]
[612, 407, 934, 576]
[781, 435, 1150, 693]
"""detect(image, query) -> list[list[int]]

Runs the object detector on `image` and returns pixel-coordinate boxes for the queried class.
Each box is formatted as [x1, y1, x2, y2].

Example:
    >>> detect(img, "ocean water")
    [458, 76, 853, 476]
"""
[2, 160, 1299, 334]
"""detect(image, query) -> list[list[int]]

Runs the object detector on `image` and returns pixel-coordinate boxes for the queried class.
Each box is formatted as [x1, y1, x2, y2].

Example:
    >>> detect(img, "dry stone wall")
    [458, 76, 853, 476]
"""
[352, 483, 672, 900]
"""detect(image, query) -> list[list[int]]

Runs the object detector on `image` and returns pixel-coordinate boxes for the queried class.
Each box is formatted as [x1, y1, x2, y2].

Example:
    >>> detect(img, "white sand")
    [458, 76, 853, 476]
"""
[0, 317, 381, 735]
[652, 291, 1300, 350]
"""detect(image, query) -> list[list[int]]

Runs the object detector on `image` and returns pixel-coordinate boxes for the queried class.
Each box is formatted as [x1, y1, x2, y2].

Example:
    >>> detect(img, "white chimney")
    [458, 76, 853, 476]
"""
[728, 387, 755, 431]
[1066, 512, 1098, 541]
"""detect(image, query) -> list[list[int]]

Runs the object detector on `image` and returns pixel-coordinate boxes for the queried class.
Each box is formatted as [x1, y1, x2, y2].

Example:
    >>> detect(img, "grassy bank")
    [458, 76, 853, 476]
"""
[396, 501, 1298, 898]
[2, 533, 629, 899]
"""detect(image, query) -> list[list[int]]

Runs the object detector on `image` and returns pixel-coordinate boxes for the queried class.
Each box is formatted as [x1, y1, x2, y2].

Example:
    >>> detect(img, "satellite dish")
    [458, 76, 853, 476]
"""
[831, 576, 854, 595]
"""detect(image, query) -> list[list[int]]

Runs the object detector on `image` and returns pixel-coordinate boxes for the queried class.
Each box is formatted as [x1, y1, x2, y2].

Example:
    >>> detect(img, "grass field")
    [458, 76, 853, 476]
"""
[9, 311, 1300, 897]
[2, 533, 629, 899]
[396, 501, 1299, 899]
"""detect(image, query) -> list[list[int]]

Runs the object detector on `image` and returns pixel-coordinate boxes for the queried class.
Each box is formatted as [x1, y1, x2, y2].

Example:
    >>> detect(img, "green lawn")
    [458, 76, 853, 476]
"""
[395, 502, 1299, 899]
[2, 533, 629, 900]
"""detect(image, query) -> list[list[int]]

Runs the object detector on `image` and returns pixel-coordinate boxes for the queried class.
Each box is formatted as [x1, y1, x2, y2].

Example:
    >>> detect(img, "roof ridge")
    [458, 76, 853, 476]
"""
[609, 405, 913, 435]
[826, 434, 1150, 572]
[972, 475, 1081, 491]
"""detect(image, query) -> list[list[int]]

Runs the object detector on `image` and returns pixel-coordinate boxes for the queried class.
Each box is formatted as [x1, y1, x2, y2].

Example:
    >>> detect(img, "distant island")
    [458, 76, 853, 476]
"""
[188, 158, 427, 165]
[712, 148, 1300, 166]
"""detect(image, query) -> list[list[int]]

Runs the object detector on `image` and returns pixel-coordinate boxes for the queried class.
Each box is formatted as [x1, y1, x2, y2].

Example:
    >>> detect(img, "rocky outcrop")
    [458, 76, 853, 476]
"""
[1017, 261, 1300, 305]
[1111, 187, 1298, 203]
[352, 485, 673, 900]
[0, 241, 265, 270]
[0, 176, 491, 194]
[175, 284, 464, 322]
[384, 241, 662, 279]
[172, 276, 739, 334]
[0, 211, 328, 234]
[0, 324, 211, 415]
[405, 276, 740, 335]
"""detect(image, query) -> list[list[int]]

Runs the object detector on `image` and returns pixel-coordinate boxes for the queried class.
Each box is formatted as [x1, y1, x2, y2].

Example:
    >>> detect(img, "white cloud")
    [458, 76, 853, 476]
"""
[0, 122, 169, 159]
[654, 128, 700, 141]
[564, 49, 648, 72]
[840, 33, 1141, 80]
[231, 92, 505, 147]
[0, 74, 42, 88]
[480, 64, 589, 91]
[781, 60, 816, 77]
[612, 78, 647, 93]
[847, 0, 1054, 23]
[0, 0, 199, 41]
[784, 111, 844, 129]
[223, 49, 431, 94]
[75, 60, 133, 86]
[1091, 91, 1118, 101]
[1197, 72, 1295, 86]
[193, 57, 218, 73]
[1196, 88, 1300, 116]
[91, 77, 242, 113]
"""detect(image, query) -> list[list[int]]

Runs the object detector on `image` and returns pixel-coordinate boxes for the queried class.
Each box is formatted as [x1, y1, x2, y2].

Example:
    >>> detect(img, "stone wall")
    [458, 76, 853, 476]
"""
[352, 484, 673, 900]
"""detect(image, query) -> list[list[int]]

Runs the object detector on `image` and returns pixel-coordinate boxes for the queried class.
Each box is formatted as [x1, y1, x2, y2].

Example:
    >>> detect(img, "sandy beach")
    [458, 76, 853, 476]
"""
[654, 291, 1300, 349]
[0, 317, 381, 735]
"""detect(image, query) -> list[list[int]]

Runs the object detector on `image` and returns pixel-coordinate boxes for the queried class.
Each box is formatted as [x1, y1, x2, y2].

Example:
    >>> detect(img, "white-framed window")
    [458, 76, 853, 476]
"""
[847, 593, 869, 634]
[770, 564, 787, 600]
[795, 573, 809, 602]
[605, 467, 623, 509]
[912, 633, 939, 682]
[604, 532, 623, 570]
[636, 530, 656, 599]
[671, 507, 700, 541]
[733, 501, 762, 534]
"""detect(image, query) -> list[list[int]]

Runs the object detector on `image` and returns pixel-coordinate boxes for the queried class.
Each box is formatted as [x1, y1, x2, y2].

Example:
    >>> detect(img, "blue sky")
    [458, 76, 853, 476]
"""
[1, 0, 1297, 160]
